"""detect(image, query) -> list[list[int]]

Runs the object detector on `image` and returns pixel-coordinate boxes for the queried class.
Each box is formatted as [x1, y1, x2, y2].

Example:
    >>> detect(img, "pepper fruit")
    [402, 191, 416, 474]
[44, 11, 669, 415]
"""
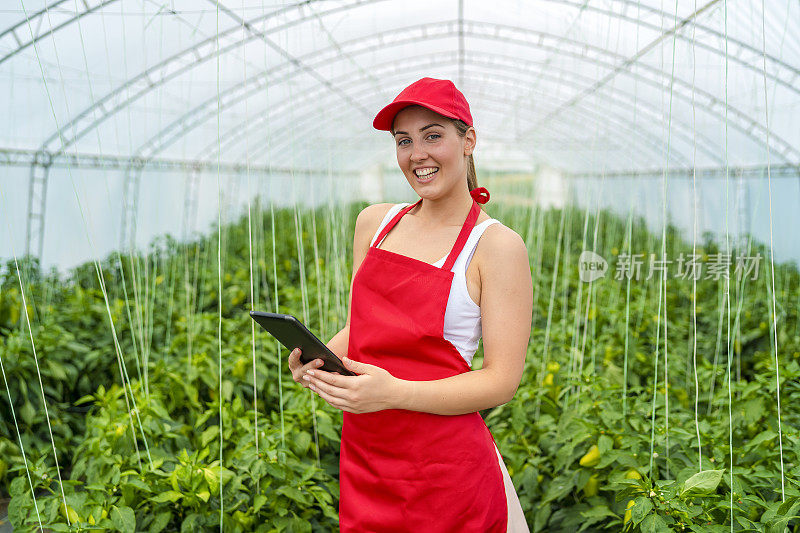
[624, 469, 641, 480]
[583, 474, 600, 497]
[579, 444, 601, 467]
[59, 502, 80, 524]
[623, 500, 635, 524]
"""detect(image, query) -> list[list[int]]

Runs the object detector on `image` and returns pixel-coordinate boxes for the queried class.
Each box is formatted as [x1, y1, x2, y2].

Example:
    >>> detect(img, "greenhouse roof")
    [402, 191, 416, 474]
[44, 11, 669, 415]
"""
[1, 0, 799, 176]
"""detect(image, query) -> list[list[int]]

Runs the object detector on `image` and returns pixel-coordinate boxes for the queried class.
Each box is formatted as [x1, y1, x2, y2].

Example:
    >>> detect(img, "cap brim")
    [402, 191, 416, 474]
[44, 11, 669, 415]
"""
[373, 99, 460, 131]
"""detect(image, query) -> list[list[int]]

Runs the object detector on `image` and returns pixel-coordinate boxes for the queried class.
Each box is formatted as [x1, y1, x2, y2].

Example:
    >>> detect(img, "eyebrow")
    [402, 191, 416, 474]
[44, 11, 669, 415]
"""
[393, 123, 444, 136]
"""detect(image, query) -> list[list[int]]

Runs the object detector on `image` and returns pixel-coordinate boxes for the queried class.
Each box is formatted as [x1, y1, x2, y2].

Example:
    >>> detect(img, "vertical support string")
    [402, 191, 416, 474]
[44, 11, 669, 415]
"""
[760, 0, 786, 503]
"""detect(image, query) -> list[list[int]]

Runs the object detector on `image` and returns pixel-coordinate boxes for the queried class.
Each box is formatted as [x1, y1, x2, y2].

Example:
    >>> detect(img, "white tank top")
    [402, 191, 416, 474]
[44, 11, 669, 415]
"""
[370, 202, 502, 366]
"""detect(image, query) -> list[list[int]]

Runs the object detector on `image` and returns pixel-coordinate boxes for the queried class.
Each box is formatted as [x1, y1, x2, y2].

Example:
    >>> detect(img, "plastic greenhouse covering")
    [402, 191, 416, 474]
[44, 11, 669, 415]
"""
[0, 0, 798, 531]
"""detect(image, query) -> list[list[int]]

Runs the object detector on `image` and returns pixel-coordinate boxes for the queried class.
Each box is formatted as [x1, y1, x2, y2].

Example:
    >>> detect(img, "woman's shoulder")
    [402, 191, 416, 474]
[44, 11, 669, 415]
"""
[356, 202, 398, 229]
[474, 220, 529, 271]
[353, 203, 400, 246]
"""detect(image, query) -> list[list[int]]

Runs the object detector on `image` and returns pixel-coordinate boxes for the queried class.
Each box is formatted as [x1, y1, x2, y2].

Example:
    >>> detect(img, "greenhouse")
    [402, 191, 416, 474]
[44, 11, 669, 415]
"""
[0, 0, 798, 531]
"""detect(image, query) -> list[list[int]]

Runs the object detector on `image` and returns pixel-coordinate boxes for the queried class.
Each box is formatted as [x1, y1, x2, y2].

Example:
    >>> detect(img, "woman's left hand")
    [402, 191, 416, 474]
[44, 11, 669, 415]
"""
[302, 357, 404, 413]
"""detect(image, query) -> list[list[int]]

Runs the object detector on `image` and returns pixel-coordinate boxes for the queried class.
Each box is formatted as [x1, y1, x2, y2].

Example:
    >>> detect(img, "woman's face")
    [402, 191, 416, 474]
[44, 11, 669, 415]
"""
[392, 105, 475, 201]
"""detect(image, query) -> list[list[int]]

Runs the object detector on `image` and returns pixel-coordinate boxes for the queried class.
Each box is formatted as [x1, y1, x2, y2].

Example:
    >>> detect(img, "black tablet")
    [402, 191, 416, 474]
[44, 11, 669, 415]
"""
[249, 311, 356, 377]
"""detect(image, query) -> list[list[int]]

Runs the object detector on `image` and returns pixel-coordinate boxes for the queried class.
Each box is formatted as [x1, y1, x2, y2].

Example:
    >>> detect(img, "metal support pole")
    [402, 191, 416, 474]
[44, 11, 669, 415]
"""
[25, 153, 52, 260]
[120, 165, 142, 251]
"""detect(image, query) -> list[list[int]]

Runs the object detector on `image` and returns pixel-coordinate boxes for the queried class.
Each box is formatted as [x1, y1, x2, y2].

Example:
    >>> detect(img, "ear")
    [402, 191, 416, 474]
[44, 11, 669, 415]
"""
[464, 127, 476, 155]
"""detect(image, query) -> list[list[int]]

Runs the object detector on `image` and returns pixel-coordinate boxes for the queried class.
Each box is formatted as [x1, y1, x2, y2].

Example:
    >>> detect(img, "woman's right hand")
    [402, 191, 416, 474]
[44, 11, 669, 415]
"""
[289, 348, 341, 389]
[289, 348, 322, 388]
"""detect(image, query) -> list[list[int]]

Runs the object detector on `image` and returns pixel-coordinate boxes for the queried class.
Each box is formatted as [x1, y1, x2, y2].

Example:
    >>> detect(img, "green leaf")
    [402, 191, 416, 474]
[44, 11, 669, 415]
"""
[534, 504, 551, 532]
[7, 493, 29, 526]
[152, 490, 183, 503]
[253, 494, 267, 513]
[640, 514, 670, 533]
[598, 434, 613, 454]
[631, 496, 652, 524]
[111, 505, 136, 533]
[276, 485, 311, 505]
[294, 431, 311, 455]
[201, 425, 218, 448]
[19, 401, 35, 425]
[122, 477, 151, 491]
[543, 474, 574, 503]
[9, 476, 28, 498]
[181, 513, 203, 533]
[149, 511, 171, 533]
[680, 469, 724, 496]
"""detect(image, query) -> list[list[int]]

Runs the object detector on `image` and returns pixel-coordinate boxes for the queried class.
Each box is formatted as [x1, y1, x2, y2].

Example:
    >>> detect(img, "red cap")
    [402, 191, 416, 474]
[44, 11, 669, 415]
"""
[373, 77, 473, 132]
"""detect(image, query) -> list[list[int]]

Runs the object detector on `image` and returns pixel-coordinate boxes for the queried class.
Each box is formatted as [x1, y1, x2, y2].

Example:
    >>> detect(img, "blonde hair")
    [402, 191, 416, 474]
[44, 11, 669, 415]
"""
[450, 118, 478, 191]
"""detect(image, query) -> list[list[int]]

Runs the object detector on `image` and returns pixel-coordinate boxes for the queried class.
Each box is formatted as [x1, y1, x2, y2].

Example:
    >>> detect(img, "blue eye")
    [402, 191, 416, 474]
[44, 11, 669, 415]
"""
[397, 133, 440, 146]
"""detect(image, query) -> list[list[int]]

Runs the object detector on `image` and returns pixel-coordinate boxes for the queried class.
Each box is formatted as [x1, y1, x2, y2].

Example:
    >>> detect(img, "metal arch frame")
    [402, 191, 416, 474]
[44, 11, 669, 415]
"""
[173, 46, 723, 171]
[193, 55, 669, 167]
[36, 0, 384, 154]
[26, 15, 797, 228]
[258, 92, 648, 173]
[32, 6, 799, 159]
[539, 0, 800, 93]
[25, 0, 385, 256]
[462, 77, 695, 168]
[5, 0, 795, 92]
[136, 19, 800, 168]
[0, 147, 339, 173]
[0, 0, 116, 67]
[565, 164, 800, 180]
[204, 60, 696, 172]
[195, 64, 646, 169]
[217, 63, 692, 173]
[188, 31, 736, 169]
[246, 82, 687, 173]
[178, 40, 729, 171]
[210, 0, 378, 117]
[15, 2, 798, 253]
[461, 20, 800, 164]
[232, 54, 726, 167]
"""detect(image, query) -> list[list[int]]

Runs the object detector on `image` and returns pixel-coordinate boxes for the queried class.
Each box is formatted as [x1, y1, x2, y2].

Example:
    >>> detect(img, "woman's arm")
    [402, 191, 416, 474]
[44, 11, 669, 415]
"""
[325, 325, 350, 360]
[325, 203, 394, 360]
[392, 224, 532, 415]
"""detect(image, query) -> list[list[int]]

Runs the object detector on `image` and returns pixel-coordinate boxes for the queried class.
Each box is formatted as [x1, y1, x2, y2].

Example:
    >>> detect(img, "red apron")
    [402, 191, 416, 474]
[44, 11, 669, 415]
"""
[339, 190, 508, 532]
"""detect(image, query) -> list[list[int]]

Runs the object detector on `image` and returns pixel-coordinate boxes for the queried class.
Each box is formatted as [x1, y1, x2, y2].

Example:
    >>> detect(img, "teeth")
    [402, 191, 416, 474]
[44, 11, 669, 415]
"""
[415, 168, 438, 176]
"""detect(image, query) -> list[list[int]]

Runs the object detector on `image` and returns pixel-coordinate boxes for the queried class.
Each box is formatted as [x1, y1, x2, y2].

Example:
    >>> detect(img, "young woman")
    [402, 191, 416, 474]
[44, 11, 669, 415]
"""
[288, 77, 533, 532]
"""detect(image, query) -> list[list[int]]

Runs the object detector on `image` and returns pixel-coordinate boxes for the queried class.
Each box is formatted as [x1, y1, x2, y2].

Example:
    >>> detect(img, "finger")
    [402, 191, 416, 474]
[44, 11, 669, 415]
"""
[290, 348, 323, 374]
[308, 382, 347, 411]
[304, 374, 348, 400]
[300, 358, 324, 374]
[306, 368, 341, 386]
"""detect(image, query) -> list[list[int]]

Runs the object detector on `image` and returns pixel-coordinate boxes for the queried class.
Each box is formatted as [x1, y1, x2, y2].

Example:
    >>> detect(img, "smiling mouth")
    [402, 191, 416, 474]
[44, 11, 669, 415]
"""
[414, 167, 439, 181]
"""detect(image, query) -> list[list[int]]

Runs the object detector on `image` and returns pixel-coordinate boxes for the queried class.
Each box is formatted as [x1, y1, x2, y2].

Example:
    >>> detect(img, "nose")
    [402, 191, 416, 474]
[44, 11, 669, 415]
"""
[410, 144, 428, 163]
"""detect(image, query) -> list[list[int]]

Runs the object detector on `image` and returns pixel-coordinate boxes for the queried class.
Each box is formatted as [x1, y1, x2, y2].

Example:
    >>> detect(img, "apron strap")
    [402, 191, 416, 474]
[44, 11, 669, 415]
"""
[441, 199, 480, 271]
[371, 198, 481, 272]
[371, 199, 423, 249]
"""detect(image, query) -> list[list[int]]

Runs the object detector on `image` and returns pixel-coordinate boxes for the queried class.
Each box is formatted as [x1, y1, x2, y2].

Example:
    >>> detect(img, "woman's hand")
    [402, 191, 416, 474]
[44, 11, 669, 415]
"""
[301, 356, 405, 414]
[288, 348, 339, 390]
